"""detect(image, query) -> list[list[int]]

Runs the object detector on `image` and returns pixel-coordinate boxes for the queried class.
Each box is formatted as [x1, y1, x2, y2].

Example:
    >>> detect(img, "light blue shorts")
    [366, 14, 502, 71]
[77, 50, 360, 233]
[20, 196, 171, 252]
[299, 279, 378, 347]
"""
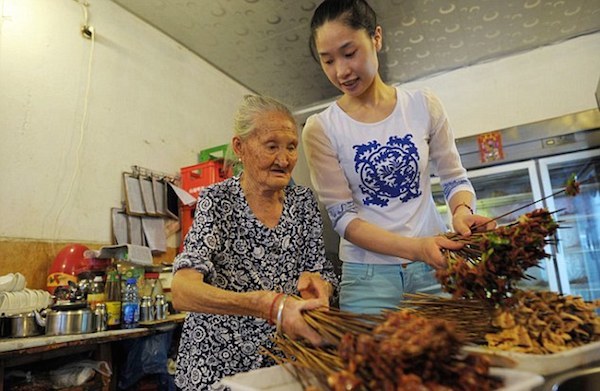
[339, 262, 441, 315]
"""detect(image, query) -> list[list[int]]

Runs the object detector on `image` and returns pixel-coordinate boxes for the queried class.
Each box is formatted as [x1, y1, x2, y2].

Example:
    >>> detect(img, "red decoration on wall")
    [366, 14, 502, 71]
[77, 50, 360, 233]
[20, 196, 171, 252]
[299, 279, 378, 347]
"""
[477, 132, 504, 163]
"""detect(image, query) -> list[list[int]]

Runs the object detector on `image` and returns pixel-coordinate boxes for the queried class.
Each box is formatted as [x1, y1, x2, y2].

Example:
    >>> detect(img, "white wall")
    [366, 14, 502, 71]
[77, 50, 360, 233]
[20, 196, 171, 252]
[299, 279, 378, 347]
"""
[403, 33, 600, 138]
[0, 0, 250, 243]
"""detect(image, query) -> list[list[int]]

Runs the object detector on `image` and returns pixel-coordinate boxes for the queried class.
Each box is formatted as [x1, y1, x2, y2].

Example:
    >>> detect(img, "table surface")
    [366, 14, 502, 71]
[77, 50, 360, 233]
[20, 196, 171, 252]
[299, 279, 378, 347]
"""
[0, 312, 186, 357]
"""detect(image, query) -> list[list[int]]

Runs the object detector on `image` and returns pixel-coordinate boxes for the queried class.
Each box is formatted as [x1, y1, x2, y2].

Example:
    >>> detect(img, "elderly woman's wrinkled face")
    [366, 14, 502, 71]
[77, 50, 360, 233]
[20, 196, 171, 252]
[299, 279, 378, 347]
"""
[238, 111, 298, 190]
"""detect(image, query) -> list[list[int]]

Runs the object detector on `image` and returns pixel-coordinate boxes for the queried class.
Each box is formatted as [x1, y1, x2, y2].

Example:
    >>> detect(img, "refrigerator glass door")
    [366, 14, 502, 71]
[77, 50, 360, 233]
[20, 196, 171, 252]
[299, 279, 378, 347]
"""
[538, 148, 600, 302]
[431, 160, 554, 291]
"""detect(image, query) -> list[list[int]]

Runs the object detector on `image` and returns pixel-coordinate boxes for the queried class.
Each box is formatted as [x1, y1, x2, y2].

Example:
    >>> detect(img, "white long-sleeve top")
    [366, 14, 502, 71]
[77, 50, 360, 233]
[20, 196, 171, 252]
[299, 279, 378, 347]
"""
[302, 87, 474, 265]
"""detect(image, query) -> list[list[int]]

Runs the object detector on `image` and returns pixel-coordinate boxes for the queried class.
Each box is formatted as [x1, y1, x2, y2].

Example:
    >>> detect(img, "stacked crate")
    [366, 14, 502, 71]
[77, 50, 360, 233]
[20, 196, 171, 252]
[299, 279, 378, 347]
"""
[179, 145, 229, 252]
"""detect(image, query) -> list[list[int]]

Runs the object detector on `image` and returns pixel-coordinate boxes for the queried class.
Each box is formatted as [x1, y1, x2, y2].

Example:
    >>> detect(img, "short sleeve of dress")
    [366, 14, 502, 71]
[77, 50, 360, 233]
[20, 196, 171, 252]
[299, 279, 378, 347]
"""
[173, 185, 223, 283]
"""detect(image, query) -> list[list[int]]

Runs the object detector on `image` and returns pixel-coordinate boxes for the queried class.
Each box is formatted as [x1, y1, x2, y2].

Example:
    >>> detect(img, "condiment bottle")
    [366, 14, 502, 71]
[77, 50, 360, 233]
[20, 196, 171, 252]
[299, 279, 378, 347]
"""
[87, 275, 106, 310]
[154, 294, 168, 320]
[94, 303, 108, 332]
[104, 266, 122, 329]
[140, 295, 154, 322]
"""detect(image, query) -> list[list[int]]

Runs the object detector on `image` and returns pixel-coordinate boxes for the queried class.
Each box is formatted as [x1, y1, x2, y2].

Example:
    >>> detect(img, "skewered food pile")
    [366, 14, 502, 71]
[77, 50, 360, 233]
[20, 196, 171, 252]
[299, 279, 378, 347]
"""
[424, 174, 600, 354]
[437, 208, 558, 305]
[332, 311, 501, 390]
[376, 174, 600, 365]
[270, 309, 503, 391]
[437, 173, 581, 306]
[399, 291, 600, 355]
[485, 290, 600, 354]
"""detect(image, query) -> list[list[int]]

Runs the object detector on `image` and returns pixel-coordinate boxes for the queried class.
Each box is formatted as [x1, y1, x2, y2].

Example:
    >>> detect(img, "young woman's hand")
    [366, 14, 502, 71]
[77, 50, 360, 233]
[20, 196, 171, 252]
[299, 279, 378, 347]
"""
[452, 213, 497, 236]
[416, 236, 464, 269]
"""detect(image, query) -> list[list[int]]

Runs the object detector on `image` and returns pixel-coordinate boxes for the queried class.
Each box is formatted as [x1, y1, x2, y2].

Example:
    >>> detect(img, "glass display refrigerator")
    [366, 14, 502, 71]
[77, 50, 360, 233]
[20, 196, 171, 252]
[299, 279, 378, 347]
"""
[539, 149, 600, 301]
[431, 109, 600, 302]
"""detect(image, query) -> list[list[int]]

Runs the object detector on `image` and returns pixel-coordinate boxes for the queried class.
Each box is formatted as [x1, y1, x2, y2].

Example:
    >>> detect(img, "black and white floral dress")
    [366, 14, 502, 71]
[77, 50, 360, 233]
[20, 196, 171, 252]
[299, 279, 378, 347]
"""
[173, 176, 337, 390]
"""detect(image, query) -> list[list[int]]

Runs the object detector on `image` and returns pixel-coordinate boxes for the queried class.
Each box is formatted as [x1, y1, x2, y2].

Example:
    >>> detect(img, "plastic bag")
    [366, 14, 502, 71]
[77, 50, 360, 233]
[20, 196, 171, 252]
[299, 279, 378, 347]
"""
[49, 359, 112, 389]
[118, 330, 174, 390]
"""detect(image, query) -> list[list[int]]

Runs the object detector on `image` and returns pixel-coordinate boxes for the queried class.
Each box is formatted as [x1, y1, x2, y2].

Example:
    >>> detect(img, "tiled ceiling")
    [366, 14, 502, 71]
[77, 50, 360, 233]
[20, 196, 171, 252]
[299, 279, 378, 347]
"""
[111, 0, 600, 112]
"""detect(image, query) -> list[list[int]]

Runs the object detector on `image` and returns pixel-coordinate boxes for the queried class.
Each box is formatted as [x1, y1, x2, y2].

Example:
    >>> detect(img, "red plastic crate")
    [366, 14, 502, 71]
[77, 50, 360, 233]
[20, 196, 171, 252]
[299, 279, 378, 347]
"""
[179, 205, 196, 252]
[180, 160, 227, 199]
[179, 160, 229, 253]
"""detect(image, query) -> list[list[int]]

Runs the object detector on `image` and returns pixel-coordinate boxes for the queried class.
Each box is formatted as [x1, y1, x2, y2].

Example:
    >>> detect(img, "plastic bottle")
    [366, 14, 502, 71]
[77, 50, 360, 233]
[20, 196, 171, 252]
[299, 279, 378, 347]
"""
[104, 266, 122, 329]
[121, 277, 140, 329]
[87, 275, 106, 310]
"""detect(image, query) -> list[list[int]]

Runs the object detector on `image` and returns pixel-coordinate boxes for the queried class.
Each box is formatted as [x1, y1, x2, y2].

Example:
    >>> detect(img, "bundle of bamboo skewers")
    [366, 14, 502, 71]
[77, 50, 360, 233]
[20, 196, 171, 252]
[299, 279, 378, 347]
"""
[436, 173, 581, 306]
[437, 208, 559, 305]
[265, 307, 502, 391]
[399, 293, 496, 344]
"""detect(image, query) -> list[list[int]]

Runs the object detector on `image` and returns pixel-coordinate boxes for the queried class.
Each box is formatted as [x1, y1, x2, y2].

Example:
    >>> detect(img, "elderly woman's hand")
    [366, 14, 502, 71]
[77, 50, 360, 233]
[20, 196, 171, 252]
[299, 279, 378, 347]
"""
[297, 272, 331, 307]
[278, 296, 326, 346]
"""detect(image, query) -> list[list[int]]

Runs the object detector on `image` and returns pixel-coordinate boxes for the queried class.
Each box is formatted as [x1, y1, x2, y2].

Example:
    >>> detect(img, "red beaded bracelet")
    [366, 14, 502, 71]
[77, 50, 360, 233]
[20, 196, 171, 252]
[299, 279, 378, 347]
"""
[268, 293, 283, 325]
[452, 202, 474, 215]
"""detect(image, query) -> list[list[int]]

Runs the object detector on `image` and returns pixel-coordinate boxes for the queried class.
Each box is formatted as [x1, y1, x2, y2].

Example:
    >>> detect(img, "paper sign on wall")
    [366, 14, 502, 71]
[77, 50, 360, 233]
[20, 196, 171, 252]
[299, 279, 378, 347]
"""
[478, 131, 504, 163]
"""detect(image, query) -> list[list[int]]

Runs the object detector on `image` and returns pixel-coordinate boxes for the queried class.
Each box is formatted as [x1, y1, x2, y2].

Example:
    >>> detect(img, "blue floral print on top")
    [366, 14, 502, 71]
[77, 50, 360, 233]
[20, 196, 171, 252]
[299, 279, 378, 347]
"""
[354, 135, 421, 207]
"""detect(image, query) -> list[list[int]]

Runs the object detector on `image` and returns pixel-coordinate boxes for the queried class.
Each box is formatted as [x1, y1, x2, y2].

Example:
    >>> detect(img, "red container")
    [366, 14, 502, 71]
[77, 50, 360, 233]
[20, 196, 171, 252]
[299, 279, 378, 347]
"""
[47, 244, 89, 294]
[179, 205, 196, 252]
[179, 160, 230, 252]
[180, 160, 227, 199]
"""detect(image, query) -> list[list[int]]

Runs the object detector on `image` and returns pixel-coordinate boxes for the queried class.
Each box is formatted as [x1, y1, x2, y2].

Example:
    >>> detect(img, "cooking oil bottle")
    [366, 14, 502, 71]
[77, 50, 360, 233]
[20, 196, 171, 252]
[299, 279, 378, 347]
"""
[104, 266, 122, 329]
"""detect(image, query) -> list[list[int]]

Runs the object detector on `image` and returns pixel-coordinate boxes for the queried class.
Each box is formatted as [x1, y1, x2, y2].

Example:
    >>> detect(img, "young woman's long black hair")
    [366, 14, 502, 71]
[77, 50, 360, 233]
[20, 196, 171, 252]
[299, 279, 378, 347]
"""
[309, 0, 378, 62]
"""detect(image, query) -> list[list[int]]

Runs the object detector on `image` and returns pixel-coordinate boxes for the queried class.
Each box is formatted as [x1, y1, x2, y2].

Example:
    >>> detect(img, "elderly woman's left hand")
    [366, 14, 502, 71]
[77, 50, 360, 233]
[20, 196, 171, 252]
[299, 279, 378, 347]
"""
[297, 272, 331, 307]
[279, 295, 326, 346]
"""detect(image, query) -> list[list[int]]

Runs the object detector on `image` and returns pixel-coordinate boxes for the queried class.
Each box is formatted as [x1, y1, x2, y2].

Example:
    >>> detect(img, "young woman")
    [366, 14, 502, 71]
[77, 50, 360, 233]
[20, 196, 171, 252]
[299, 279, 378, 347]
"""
[302, 0, 494, 315]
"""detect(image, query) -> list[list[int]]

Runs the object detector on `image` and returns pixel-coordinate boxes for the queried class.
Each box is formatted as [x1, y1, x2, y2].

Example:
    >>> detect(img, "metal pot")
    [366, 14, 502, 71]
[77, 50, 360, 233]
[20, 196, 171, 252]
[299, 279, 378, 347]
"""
[45, 308, 94, 336]
[0, 311, 45, 338]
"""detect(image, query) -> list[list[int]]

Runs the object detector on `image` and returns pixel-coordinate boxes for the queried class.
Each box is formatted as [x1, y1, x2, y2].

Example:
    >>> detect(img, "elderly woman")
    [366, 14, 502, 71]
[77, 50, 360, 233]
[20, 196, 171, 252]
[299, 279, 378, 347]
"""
[171, 94, 338, 390]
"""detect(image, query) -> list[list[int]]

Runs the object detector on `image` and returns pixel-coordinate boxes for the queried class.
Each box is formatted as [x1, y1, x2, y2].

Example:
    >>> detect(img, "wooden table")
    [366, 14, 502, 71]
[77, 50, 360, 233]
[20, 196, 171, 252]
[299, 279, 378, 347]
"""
[0, 313, 186, 390]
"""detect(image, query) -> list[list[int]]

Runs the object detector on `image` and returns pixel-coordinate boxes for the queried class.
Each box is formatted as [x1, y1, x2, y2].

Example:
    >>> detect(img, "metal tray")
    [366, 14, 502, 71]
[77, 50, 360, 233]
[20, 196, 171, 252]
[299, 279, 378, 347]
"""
[219, 363, 544, 391]
[463, 340, 600, 376]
